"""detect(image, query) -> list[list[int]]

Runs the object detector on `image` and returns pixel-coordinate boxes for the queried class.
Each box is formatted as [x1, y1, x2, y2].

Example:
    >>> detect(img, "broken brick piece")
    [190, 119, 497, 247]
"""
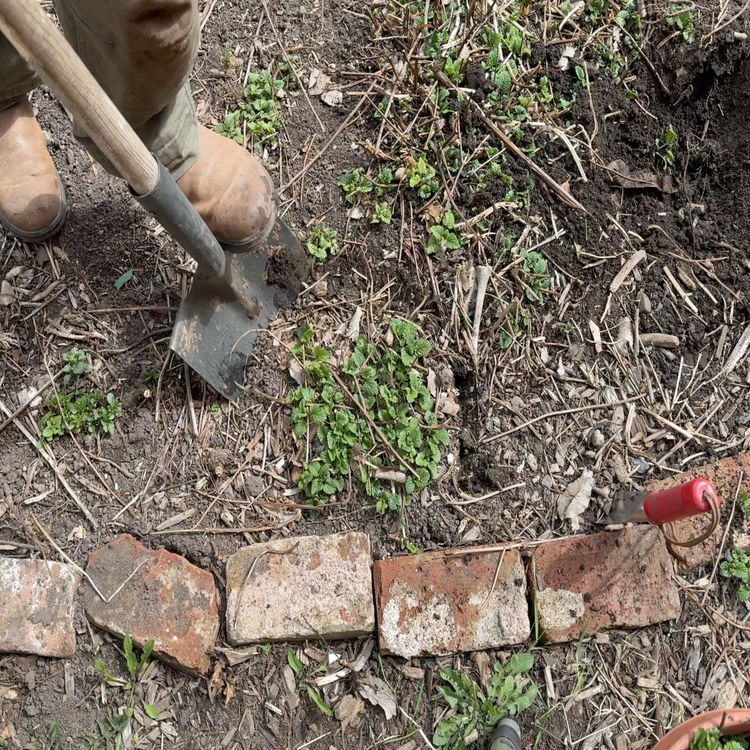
[0, 558, 80, 657]
[373, 547, 530, 659]
[83, 534, 219, 675]
[646, 451, 750, 571]
[226, 532, 374, 644]
[530, 526, 680, 644]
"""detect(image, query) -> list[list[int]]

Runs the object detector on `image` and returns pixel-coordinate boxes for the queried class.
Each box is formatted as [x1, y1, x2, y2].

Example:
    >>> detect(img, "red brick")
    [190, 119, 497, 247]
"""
[530, 527, 680, 644]
[646, 452, 750, 571]
[0, 558, 80, 657]
[373, 547, 530, 659]
[226, 532, 374, 644]
[83, 535, 219, 675]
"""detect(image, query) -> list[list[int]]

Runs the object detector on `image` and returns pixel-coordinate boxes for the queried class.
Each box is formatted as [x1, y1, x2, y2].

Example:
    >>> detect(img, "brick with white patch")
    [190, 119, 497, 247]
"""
[373, 547, 530, 658]
[0, 558, 80, 657]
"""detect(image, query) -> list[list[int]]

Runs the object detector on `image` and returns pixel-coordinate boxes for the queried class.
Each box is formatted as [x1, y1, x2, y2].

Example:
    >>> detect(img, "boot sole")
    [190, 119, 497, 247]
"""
[0, 178, 68, 243]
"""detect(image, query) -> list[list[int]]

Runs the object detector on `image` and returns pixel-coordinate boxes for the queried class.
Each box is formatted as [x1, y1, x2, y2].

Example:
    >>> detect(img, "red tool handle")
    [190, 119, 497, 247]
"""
[642, 477, 720, 525]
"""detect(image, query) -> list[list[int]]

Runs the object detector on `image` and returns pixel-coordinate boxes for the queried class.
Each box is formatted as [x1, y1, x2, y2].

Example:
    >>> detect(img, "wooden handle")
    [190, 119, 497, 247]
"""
[0, 0, 159, 194]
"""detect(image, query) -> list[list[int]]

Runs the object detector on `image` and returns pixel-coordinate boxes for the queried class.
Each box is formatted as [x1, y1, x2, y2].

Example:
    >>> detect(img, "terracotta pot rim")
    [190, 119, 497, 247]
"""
[653, 709, 750, 750]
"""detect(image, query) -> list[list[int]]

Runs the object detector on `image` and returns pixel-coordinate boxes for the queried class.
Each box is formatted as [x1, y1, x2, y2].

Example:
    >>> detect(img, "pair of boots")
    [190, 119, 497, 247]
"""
[0, 98, 276, 248]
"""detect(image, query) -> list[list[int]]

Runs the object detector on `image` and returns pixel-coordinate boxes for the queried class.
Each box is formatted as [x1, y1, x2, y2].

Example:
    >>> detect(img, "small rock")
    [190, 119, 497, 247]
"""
[226, 532, 374, 645]
[589, 429, 605, 449]
[83, 534, 219, 675]
[0, 558, 80, 657]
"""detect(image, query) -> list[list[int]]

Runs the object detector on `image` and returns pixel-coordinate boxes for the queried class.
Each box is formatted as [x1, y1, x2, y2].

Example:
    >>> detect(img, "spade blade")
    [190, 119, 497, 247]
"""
[170, 218, 307, 400]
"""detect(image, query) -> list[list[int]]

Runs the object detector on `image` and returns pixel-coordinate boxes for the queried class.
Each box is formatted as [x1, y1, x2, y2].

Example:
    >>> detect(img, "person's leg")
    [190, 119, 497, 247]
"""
[0, 38, 66, 241]
[55, 0, 276, 247]
[0, 35, 38, 108]
[53, 0, 200, 179]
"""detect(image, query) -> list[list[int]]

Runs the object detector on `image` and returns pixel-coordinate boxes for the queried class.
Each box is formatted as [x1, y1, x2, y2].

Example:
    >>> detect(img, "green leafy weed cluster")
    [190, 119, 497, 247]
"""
[433, 653, 538, 749]
[288, 319, 449, 513]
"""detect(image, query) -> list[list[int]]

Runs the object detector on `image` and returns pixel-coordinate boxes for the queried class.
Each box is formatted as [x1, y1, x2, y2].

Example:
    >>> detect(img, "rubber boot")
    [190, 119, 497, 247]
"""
[0, 98, 66, 242]
[176, 126, 276, 250]
[489, 719, 522, 750]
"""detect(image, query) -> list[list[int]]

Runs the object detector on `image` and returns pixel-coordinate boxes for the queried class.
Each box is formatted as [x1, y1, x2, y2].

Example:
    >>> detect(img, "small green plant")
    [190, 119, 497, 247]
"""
[740, 492, 750, 522]
[667, 9, 696, 43]
[406, 156, 439, 199]
[286, 649, 332, 717]
[339, 167, 374, 204]
[520, 250, 551, 303]
[287, 319, 449, 513]
[688, 727, 748, 750]
[426, 209, 463, 255]
[655, 125, 679, 170]
[720, 548, 750, 603]
[306, 224, 339, 263]
[39, 391, 121, 443]
[433, 653, 538, 749]
[371, 201, 393, 225]
[91, 637, 156, 749]
[61, 348, 92, 384]
[216, 69, 283, 143]
[222, 42, 235, 66]
[499, 303, 529, 349]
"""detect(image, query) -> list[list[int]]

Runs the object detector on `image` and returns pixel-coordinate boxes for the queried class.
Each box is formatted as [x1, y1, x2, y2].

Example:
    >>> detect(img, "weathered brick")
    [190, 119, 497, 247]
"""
[83, 535, 219, 675]
[646, 452, 750, 571]
[373, 547, 530, 659]
[0, 558, 80, 657]
[530, 526, 680, 643]
[226, 532, 374, 644]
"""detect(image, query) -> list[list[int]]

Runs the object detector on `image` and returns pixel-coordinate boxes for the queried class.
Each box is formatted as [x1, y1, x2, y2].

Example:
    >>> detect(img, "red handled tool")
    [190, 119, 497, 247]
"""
[600, 477, 720, 526]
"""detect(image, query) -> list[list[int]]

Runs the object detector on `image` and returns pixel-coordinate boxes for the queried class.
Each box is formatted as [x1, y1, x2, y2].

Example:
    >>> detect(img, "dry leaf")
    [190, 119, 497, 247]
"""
[0, 280, 15, 306]
[557, 470, 594, 525]
[334, 694, 364, 729]
[288, 357, 304, 386]
[346, 307, 364, 340]
[607, 159, 675, 193]
[358, 675, 396, 720]
[308, 68, 331, 95]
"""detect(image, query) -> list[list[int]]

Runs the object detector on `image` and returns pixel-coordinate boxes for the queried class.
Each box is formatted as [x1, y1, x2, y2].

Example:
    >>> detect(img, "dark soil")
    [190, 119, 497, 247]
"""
[1, 1, 749, 749]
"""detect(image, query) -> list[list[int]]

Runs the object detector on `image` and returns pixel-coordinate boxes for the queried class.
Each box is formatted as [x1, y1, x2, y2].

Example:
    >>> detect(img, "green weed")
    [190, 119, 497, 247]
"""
[433, 653, 538, 749]
[62, 348, 92, 384]
[286, 648, 332, 717]
[287, 319, 449, 513]
[520, 250, 551, 303]
[306, 224, 339, 263]
[339, 167, 373, 204]
[667, 9, 696, 43]
[740, 492, 750, 522]
[216, 69, 283, 143]
[87, 636, 156, 749]
[655, 125, 678, 170]
[499, 304, 529, 349]
[426, 209, 463, 255]
[688, 727, 748, 750]
[720, 548, 750, 603]
[406, 156, 439, 199]
[371, 201, 393, 225]
[39, 391, 121, 443]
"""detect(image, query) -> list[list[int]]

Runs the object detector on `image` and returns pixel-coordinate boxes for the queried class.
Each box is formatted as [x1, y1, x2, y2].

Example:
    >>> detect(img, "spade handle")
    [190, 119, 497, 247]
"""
[0, 0, 226, 276]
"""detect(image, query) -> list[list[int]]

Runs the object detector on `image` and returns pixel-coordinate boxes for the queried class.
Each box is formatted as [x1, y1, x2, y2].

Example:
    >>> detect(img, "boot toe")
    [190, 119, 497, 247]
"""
[214, 161, 276, 246]
[2, 186, 67, 240]
[178, 126, 278, 250]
